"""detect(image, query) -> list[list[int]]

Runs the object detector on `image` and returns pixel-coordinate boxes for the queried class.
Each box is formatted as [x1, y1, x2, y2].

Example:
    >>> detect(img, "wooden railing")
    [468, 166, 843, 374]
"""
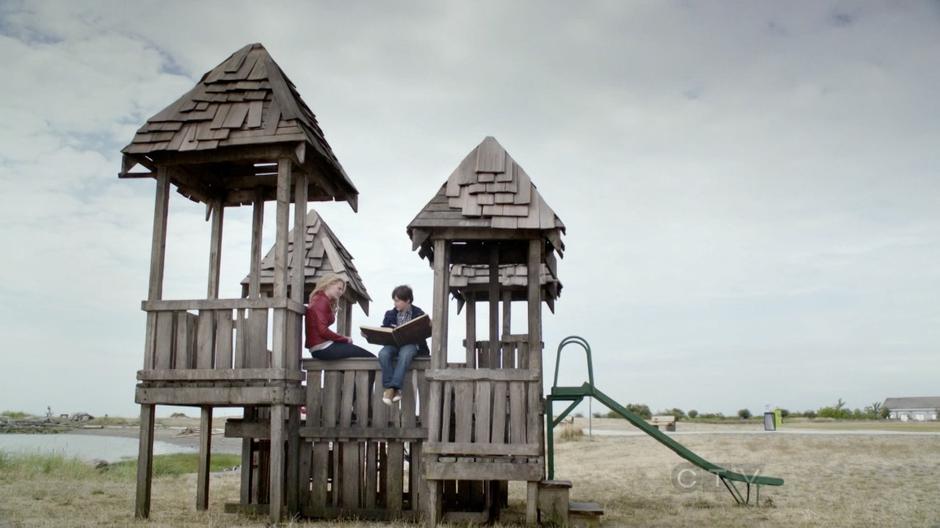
[141, 298, 305, 375]
[299, 357, 430, 519]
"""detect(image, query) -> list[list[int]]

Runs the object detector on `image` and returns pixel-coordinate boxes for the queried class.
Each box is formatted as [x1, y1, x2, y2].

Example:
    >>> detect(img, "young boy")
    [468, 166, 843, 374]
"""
[378, 285, 430, 405]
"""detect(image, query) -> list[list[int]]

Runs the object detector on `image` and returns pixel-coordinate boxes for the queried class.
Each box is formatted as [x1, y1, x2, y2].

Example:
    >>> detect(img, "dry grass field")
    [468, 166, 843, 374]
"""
[2, 422, 939, 527]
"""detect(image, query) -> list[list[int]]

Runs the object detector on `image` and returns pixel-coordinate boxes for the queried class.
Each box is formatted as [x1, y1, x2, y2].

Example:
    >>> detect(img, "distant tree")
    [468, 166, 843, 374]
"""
[879, 407, 890, 419]
[687, 409, 699, 419]
[779, 409, 790, 418]
[592, 412, 604, 418]
[573, 412, 584, 418]
[625, 403, 652, 419]
[737, 408, 752, 419]
[804, 410, 817, 419]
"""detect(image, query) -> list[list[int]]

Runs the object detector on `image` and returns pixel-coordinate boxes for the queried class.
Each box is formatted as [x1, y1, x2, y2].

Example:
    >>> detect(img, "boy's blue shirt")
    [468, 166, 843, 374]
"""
[381, 304, 430, 355]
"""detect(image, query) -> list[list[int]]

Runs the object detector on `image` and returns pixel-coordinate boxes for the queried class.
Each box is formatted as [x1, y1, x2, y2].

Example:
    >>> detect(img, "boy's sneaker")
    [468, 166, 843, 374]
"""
[382, 388, 395, 406]
[392, 389, 402, 403]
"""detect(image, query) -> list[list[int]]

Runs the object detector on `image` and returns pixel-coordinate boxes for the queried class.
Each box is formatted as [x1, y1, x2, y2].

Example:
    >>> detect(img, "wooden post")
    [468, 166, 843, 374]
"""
[270, 405, 286, 522]
[430, 239, 450, 369]
[526, 481, 539, 526]
[248, 189, 264, 299]
[134, 403, 156, 519]
[527, 240, 542, 371]
[501, 291, 511, 338]
[465, 298, 476, 367]
[271, 158, 291, 369]
[239, 408, 254, 505]
[488, 245, 499, 368]
[196, 406, 213, 510]
[336, 297, 349, 336]
[147, 168, 170, 301]
[207, 198, 224, 299]
[291, 175, 307, 304]
[286, 406, 301, 514]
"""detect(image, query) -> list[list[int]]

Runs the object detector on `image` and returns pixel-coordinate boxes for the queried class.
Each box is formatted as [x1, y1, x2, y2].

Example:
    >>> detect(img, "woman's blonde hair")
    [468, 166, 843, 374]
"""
[310, 273, 346, 307]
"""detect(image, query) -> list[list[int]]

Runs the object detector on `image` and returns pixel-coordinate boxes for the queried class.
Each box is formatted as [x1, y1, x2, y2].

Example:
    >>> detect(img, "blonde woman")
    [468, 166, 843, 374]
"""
[305, 274, 373, 360]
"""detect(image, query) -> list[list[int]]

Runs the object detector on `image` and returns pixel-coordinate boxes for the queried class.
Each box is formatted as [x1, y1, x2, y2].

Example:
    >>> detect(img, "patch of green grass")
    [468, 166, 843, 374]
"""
[1, 411, 32, 420]
[0, 451, 241, 481]
[104, 453, 241, 478]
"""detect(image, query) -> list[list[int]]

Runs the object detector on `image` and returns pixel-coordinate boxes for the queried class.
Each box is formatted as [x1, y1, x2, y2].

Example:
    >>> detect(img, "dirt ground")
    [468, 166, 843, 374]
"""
[3, 419, 940, 526]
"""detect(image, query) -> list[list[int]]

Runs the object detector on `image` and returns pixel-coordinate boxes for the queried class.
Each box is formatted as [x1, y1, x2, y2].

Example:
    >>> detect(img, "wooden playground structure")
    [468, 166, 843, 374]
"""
[122, 42, 780, 527]
[121, 43, 570, 525]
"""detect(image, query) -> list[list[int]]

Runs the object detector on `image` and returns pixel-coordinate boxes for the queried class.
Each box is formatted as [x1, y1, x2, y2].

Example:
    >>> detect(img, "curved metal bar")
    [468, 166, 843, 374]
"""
[553, 336, 594, 389]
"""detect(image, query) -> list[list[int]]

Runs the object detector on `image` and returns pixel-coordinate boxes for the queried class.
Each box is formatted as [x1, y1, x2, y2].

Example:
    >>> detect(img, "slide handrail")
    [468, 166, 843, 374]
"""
[553, 335, 595, 389]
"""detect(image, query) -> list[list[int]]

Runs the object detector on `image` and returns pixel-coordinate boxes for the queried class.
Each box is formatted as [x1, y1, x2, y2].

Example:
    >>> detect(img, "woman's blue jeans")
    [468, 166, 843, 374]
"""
[378, 344, 419, 389]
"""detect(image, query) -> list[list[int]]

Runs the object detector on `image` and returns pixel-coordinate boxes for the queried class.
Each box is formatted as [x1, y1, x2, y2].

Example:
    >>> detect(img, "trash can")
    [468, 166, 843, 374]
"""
[763, 411, 776, 431]
[773, 408, 783, 428]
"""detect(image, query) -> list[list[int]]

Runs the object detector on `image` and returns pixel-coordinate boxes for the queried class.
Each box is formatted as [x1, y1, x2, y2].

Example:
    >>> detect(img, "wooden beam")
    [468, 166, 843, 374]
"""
[134, 404, 155, 519]
[135, 386, 304, 405]
[527, 240, 542, 371]
[430, 239, 450, 370]
[501, 291, 511, 338]
[269, 405, 286, 523]
[142, 298, 305, 314]
[196, 407, 212, 510]
[291, 175, 308, 303]
[425, 368, 539, 382]
[423, 461, 543, 481]
[248, 189, 264, 298]
[147, 168, 170, 301]
[488, 246, 499, 365]
[207, 198, 224, 299]
[137, 368, 304, 382]
[271, 158, 291, 370]
[465, 300, 476, 367]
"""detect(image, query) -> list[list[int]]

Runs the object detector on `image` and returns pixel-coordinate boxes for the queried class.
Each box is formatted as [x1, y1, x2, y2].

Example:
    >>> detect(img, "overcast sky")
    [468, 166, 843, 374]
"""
[1, 1, 938, 418]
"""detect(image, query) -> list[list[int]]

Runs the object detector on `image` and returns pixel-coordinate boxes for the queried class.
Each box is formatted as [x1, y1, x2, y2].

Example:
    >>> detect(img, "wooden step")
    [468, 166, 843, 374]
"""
[569, 501, 603, 528]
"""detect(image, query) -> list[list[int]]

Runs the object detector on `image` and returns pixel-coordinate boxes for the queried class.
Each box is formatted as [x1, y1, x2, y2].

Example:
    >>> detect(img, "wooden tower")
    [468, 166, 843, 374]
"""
[408, 136, 565, 525]
[120, 43, 358, 523]
[231, 208, 370, 511]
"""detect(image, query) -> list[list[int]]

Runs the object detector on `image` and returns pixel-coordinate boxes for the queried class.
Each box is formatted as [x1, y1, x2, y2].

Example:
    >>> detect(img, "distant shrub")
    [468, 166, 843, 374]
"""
[1, 411, 30, 420]
[626, 403, 652, 419]
[573, 413, 584, 418]
[592, 412, 604, 418]
[779, 409, 790, 418]
[804, 410, 817, 419]
[737, 409, 752, 419]
[687, 410, 699, 419]
[558, 424, 584, 442]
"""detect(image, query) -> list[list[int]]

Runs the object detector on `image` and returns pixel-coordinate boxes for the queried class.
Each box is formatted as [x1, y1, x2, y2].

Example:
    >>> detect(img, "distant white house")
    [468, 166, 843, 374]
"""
[883, 397, 940, 421]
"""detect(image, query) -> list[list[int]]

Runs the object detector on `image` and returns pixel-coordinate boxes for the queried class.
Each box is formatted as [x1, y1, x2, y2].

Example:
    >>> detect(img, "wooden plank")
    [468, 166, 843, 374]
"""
[355, 371, 369, 427]
[138, 368, 303, 381]
[425, 368, 539, 381]
[339, 371, 355, 428]
[214, 311, 234, 369]
[425, 442, 540, 457]
[526, 481, 538, 526]
[196, 407, 212, 510]
[527, 382, 542, 447]
[239, 437, 253, 505]
[510, 381, 526, 444]
[425, 380, 442, 442]
[474, 381, 492, 443]
[195, 310, 215, 369]
[341, 441, 360, 509]
[322, 372, 340, 427]
[301, 358, 430, 372]
[489, 246, 500, 365]
[247, 308, 268, 368]
[401, 370, 417, 429]
[299, 440, 312, 512]
[311, 442, 329, 516]
[365, 441, 377, 509]
[134, 404, 155, 519]
[424, 461, 543, 481]
[291, 173, 307, 303]
[306, 369, 322, 427]
[454, 382, 474, 443]
[409, 442, 422, 511]
[386, 441, 403, 513]
[175, 312, 196, 369]
[441, 381, 453, 443]
[143, 297, 305, 313]
[416, 369, 430, 428]
[527, 239, 542, 372]
[153, 311, 174, 370]
[371, 372, 388, 428]
[491, 382, 507, 444]
[135, 386, 305, 405]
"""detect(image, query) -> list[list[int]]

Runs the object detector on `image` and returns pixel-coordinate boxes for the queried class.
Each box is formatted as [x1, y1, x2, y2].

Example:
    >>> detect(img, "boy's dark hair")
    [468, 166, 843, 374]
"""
[391, 285, 413, 303]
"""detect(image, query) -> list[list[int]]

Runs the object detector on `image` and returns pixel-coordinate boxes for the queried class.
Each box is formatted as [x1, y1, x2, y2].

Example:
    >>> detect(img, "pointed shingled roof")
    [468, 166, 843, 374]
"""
[241, 209, 371, 314]
[121, 43, 358, 209]
[408, 136, 565, 258]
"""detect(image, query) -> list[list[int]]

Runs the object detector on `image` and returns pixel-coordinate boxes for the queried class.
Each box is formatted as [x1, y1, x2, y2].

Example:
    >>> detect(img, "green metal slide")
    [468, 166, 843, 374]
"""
[545, 336, 784, 505]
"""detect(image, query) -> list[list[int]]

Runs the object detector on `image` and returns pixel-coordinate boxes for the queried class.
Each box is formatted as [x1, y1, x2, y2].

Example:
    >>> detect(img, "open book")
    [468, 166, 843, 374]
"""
[360, 314, 432, 347]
